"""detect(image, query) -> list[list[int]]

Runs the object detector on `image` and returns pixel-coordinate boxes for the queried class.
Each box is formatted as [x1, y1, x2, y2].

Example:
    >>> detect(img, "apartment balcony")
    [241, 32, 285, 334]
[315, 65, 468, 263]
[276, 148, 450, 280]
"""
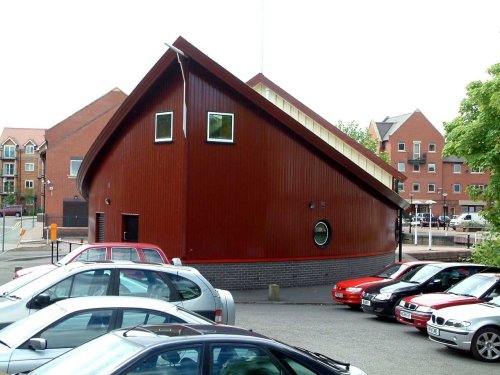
[407, 152, 427, 164]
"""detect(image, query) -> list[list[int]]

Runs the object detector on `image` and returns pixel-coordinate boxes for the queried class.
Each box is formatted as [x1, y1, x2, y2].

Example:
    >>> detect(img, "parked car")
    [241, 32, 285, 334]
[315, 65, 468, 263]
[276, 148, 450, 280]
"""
[450, 212, 487, 230]
[0, 267, 54, 296]
[0, 296, 214, 374]
[427, 294, 500, 362]
[26, 324, 367, 375]
[436, 215, 451, 227]
[331, 261, 437, 308]
[0, 205, 25, 217]
[395, 272, 500, 331]
[14, 242, 175, 279]
[449, 214, 459, 229]
[361, 263, 493, 319]
[420, 214, 439, 227]
[0, 261, 235, 329]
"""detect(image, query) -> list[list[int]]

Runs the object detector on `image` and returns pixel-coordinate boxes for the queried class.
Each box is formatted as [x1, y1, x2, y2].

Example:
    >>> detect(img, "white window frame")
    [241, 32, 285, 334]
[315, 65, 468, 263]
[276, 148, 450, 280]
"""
[413, 141, 421, 159]
[412, 183, 420, 192]
[25, 145, 35, 154]
[453, 164, 461, 174]
[207, 112, 234, 143]
[397, 162, 405, 172]
[3, 163, 15, 176]
[155, 112, 173, 142]
[25, 180, 34, 189]
[428, 183, 436, 193]
[3, 180, 14, 194]
[428, 143, 436, 153]
[25, 163, 35, 172]
[398, 142, 405, 152]
[397, 182, 404, 192]
[413, 164, 420, 173]
[453, 184, 461, 193]
[428, 163, 436, 173]
[70, 158, 82, 177]
[471, 167, 484, 174]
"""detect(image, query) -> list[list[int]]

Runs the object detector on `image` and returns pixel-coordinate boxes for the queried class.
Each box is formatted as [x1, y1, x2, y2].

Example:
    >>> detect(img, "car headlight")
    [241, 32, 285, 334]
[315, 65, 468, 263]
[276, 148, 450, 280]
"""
[445, 319, 471, 328]
[346, 287, 362, 293]
[416, 306, 434, 313]
[375, 293, 392, 301]
[398, 300, 406, 307]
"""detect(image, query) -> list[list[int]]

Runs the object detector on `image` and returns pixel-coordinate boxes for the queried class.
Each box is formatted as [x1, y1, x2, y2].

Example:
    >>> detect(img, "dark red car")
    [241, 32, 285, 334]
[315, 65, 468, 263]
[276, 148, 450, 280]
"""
[395, 272, 500, 331]
[14, 242, 172, 278]
[331, 261, 437, 308]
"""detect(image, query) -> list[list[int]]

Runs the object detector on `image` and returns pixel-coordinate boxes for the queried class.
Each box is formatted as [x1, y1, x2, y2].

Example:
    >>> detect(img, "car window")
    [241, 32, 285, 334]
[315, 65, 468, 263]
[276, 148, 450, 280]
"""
[127, 347, 201, 374]
[41, 269, 112, 305]
[118, 270, 173, 301]
[434, 268, 471, 289]
[142, 248, 165, 263]
[75, 247, 107, 262]
[37, 309, 113, 349]
[112, 247, 140, 262]
[121, 308, 183, 327]
[212, 345, 281, 375]
[167, 274, 201, 300]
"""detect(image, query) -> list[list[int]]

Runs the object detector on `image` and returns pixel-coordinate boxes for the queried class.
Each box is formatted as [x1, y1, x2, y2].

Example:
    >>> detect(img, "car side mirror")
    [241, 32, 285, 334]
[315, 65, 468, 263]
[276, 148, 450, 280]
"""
[28, 338, 47, 351]
[171, 258, 183, 266]
[29, 293, 52, 309]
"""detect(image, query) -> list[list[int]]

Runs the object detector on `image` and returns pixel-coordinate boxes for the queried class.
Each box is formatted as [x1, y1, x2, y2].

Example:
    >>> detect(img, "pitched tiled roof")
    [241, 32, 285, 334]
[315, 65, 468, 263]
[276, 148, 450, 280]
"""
[0, 127, 46, 148]
[377, 112, 413, 141]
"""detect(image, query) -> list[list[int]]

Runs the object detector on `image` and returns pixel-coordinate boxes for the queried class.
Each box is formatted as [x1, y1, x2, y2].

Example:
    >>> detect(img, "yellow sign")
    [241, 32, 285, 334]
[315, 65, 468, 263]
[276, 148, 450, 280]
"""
[50, 223, 58, 241]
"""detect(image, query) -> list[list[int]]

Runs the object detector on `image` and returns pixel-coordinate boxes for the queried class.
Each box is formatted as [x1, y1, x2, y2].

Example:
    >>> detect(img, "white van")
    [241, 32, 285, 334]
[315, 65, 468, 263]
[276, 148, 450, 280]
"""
[451, 212, 486, 230]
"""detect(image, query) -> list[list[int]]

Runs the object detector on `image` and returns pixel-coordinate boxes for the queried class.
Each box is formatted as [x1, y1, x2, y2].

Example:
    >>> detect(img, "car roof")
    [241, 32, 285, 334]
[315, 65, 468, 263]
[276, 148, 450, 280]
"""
[63, 260, 191, 272]
[76, 242, 163, 249]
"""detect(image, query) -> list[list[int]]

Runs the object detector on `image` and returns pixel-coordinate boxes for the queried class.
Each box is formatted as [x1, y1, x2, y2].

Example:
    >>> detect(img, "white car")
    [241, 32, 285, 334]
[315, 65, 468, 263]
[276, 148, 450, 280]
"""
[427, 294, 500, 362]
[0, 261, 235, 329]
[0, 296, 213, 374]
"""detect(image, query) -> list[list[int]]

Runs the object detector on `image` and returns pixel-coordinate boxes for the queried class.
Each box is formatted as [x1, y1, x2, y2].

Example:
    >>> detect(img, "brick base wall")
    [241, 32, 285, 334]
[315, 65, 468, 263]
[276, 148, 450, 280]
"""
[190, 253, 394, 290]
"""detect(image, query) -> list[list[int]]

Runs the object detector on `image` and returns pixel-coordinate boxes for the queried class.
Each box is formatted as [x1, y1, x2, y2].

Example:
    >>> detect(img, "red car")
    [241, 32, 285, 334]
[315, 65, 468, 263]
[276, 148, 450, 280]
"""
[14, 242, 172, 278]
[395, 272, 500, 331]
[332, 261, 437, 308]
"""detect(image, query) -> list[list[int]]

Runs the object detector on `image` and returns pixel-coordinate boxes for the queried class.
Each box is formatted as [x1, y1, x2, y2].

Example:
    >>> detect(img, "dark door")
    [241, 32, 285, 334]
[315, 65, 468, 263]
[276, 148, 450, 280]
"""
[63, 199, 88, 227]
[122, 215, 139, 242]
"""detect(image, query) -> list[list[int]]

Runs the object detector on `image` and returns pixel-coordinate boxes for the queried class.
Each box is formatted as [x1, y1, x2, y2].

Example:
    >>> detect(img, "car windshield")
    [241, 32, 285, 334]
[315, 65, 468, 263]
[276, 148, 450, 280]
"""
[448, 274, 499, 298]
[29, 332, 143, 375]
[375, 263, 409, 279]
[399, 265, 442, 284]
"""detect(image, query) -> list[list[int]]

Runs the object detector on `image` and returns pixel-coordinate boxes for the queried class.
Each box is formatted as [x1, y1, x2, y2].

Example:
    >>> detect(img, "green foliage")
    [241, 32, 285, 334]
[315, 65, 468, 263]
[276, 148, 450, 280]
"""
[336, 120, 391, 163]
[443, 63, 500, 232]
[471, 239, 500, 267]
[3, 193, 17, 205]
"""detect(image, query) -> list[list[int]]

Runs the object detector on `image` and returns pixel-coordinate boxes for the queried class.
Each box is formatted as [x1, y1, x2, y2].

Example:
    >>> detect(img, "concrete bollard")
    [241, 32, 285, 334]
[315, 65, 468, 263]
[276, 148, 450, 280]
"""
[268, 284, 280, 301]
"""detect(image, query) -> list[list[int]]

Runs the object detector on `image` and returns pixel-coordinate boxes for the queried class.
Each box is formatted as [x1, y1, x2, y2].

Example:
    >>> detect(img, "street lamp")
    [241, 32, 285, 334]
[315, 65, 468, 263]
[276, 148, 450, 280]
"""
[409, 194, 414, 234]
[414, 203, 419, 245]
[428, 200, 434, 250]
[442, 192, 448, 230]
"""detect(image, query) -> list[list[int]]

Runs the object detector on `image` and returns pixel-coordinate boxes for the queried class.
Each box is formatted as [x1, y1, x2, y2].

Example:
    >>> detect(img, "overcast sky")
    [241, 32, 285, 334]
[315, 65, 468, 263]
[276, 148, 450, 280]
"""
[1, 0, 499, 134]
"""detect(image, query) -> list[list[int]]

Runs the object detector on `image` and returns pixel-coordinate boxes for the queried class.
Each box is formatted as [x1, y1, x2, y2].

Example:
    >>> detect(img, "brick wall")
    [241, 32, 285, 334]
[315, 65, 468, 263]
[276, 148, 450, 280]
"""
[190, 253, 394, 290]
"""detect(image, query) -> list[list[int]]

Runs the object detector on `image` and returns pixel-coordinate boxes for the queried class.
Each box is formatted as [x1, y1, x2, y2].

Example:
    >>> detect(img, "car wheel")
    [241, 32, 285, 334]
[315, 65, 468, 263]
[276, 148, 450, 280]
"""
[471, 327, 500, 362]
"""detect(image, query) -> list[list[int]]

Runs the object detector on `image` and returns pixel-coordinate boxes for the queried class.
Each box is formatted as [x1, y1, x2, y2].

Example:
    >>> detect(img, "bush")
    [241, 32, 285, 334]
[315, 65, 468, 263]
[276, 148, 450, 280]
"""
[471, 238, 500, 267]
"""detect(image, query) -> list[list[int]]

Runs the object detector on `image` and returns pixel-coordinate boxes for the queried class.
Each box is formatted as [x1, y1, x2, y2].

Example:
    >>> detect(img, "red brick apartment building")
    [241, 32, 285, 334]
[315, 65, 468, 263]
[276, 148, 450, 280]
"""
[42, 88, 127, 227]
[369, 109, 490, 218]
[0, 128, 46, 209]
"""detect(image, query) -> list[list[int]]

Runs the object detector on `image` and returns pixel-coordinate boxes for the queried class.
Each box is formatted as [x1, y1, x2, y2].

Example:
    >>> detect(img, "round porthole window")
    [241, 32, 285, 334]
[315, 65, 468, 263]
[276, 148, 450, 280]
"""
[313, 220, 331, 248]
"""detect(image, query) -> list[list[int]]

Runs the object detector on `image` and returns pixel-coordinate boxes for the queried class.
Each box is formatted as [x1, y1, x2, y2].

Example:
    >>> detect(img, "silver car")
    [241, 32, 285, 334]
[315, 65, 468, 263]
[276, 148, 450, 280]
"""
[0, 295, 213, 374]
[0, 261, 235, 329]
[427, 294, 500, 362]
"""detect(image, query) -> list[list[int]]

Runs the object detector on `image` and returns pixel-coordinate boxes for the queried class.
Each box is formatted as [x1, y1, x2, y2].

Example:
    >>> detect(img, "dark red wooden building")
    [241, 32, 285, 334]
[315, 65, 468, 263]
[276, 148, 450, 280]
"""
[78, 37, 408, 289]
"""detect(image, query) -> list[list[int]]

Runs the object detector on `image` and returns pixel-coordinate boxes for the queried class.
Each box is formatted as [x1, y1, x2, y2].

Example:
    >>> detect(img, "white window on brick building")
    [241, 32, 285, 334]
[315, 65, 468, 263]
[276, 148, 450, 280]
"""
[25, 180, 34, 189]
[70, 158, 83, 177]
[453, 184, 461, 193]
[25, 163, 34, 172]
[453, 164, 461, 173]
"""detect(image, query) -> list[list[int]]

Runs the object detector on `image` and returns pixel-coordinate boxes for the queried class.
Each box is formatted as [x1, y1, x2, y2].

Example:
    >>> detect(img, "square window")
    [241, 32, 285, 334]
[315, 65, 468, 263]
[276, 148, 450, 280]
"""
[70, 158, 82, 177]
[428, 184, 435, 192]
[397, 162, 405, 172]
[25, 163, 35, 172]
[208, 112, 234, 143]
[412, 183, 420, 192]
[3, 145, 16, 158]
[155, 112, 173, 142]
[429, 143, 436, 152]
[398, 142, 405, 151]
[453, 164, 461, 173]
[413, 164, 420, 173]
[428, 163, 436, 173]
[397, 182, 405, 192]
[25, 180, 34, 188]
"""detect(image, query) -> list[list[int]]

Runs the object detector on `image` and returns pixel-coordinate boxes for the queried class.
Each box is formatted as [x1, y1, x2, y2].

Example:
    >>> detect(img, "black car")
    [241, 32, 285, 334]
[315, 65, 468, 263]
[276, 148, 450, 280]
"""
[436, 215, 451, 227]
[420, 214, 439, 227]
[27, 324, 367, 374]
[361, 263, 493, 318]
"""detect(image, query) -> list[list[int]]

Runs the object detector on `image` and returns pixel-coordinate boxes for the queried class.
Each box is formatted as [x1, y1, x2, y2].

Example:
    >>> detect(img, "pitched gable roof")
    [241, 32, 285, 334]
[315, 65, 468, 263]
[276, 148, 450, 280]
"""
[78, 36, 408, 210]
[0, 128, 46, 148]
[376, 112, 413, 141]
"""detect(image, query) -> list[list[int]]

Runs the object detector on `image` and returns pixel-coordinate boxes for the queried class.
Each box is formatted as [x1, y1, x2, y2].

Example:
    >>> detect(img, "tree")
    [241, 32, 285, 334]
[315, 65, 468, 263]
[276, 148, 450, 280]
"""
[336, 121, 391, 163]
[443, 63, 500, 233]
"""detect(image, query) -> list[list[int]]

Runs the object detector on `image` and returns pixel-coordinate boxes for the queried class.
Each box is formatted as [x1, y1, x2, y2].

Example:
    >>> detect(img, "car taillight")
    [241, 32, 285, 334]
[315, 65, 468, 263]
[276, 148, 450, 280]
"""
[215, 309, 223, 324]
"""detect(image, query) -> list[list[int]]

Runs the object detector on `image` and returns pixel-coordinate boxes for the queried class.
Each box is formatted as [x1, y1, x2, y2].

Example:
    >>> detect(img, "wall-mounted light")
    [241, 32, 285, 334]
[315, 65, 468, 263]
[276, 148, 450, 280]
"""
[105, 198, 111, 205]
[308, 202, 316, 209]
